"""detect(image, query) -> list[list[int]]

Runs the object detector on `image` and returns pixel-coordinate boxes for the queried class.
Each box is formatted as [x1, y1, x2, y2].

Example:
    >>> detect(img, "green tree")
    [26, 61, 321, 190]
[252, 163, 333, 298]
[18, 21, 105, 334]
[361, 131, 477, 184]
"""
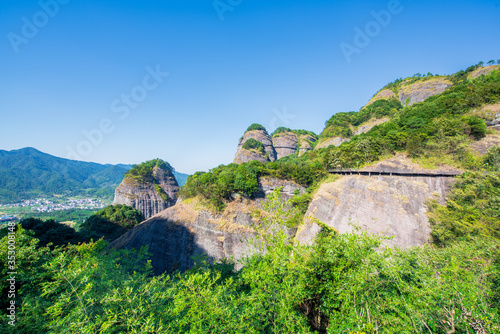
[19, 217, 84, 247]
[80, 204, 144, 241]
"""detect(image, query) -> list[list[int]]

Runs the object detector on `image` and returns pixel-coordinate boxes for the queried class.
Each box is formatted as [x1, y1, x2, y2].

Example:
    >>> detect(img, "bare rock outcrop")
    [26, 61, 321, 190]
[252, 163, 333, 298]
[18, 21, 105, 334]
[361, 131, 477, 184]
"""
[298, 134, 317, 156]
[315, 136, 349, 149]
[353, 117, 390, 136]
[272, 132, 299, 159]
[234, 130, 277, 164]
[365, 89, 397, 107]
[469, 134, 500, 155]
[398, 78, 453, 106]
[297, 155, 457, 248]
[468, 65, 500, 79]
[113, 166, 179, 220]
[111, 177, 305, 274]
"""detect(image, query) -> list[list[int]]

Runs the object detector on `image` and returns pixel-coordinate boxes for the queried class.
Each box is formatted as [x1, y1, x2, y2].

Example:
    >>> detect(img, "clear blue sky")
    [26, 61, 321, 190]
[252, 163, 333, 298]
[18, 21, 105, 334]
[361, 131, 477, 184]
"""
[1, 0, 499, 174]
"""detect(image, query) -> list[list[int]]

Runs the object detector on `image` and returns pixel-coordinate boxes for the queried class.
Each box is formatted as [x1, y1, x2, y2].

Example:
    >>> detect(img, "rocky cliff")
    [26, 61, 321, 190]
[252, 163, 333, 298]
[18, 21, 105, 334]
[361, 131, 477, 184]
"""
[365, 77, 453, 109]
[297, 155, 457, 248]
[113, 165, 179, 220]
[111, 177, 305, 274]
[297, 134, 317, 156]
[234, 129, 277, 164]
[234, 126, 318, 163]
[272, 131, 298, 159]
[397, 77, 453, 106]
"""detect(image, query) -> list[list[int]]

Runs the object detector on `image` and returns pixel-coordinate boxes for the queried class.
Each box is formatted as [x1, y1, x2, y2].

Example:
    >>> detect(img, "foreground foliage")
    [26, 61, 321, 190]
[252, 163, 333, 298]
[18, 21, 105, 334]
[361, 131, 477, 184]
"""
[2, 197, 499, 334]
[79, 204, 144, 241]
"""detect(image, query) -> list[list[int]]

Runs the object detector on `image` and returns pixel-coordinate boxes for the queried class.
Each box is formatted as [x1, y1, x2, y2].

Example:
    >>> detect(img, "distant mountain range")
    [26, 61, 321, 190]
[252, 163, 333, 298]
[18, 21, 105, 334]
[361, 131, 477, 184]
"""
[0, 148, 189, 204]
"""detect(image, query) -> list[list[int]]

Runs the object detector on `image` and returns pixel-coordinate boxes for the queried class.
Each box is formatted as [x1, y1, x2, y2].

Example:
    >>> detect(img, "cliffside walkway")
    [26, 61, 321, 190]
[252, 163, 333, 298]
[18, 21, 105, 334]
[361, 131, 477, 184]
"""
[327, 169, 462, 178]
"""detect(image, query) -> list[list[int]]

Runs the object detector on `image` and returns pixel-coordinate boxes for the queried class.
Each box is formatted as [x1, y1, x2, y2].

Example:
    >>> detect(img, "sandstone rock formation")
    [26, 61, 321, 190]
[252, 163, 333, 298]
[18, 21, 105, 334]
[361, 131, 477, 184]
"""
[234, 130, 277, 164]
[111, 177, 305, 274]
[398, 78, 453, 106]
[272, 132, 298, 160]
[234, 127, 318, 163]
[113, 166, 179, 220]
[298, 134, 317, 156]
[297, 155, 457, 248]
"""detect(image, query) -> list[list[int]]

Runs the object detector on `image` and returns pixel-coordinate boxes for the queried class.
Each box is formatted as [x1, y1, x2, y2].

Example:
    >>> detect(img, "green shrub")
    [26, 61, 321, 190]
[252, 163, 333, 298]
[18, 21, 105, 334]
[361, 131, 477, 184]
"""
[271, 127, 317, 139]
[124, 159, 173, 183]
[428, 171, 500, 246]
[80, 204, 144, 240]
[19, 217, 84, 247]
[179, 158, 327, 211]
[242, 138, 265, 154]
[155, 184, 170, 201]
[246, 123, 267, 133]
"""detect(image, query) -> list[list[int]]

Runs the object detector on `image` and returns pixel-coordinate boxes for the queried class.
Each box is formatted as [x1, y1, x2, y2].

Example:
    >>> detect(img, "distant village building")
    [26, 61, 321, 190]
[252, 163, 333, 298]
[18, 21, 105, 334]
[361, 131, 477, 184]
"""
[0, 215, 19, 222]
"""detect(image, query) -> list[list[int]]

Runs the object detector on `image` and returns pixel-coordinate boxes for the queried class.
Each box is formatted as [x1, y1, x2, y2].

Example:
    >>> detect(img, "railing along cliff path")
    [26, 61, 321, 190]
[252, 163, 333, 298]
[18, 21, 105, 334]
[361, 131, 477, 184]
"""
[327, 169, 462, 178]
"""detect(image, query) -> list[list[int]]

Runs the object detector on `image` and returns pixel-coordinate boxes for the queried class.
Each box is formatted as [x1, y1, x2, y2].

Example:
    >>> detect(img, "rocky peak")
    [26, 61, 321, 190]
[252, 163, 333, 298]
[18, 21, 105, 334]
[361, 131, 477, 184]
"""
[234, 125, 319, 163]
[271, 131, 298, 159]
[234, 125, 277, 164]
[113, 160, 179, 219]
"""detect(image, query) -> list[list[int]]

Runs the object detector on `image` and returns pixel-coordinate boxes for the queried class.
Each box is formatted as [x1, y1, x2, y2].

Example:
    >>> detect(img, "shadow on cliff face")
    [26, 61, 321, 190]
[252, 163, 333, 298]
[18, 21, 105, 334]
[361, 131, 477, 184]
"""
[109, 216, 215, 275]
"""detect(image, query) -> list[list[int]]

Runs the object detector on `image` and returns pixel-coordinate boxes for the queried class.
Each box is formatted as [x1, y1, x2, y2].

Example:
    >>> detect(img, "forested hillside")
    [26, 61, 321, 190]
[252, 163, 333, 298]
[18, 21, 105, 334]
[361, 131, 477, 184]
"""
[0, 148, 189, 203]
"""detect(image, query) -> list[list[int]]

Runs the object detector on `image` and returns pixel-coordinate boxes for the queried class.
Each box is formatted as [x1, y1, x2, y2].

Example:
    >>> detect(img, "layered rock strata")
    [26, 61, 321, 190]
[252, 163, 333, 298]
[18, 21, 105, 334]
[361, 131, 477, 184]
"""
[113, 166, 179, 220]
[272, 132, 299, 160]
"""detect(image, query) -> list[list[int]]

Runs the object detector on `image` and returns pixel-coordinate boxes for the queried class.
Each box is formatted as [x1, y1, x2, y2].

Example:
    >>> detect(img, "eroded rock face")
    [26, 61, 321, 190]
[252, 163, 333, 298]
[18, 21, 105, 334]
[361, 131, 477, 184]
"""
[297, 155, 456, 248]
[234, 130, 277, 164]
[113, 166, 179, 220]
[354, 117, 390, 136]
[365, 89, 397, 107]
[297, 135, 317, 156]
[398, 78, 452, 106]
[272, 132, 298, 159]
[111, 177, 305, 274]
